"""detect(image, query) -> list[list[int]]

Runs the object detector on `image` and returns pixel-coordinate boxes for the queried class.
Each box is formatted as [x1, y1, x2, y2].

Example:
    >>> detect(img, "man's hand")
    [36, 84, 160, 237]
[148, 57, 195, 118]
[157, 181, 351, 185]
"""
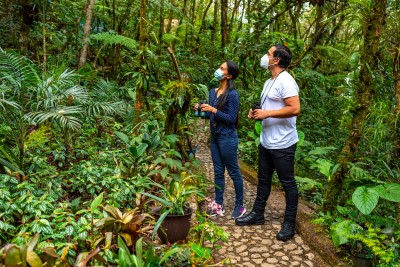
[252, 109, 269, 120]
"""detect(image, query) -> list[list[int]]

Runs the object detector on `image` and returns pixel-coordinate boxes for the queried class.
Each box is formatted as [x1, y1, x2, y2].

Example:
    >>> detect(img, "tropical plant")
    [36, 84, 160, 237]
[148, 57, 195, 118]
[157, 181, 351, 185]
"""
[144, 172, 205, 216]
[117, 236, 181, 267]
[0, 49, 88, 172]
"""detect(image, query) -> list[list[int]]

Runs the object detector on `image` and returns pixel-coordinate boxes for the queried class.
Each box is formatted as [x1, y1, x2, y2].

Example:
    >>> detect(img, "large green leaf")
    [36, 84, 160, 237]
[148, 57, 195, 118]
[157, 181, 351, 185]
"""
[129, 143, 148, 158]
[352, 186, 379, 215]
[115, 131, 129, 144]
[374, 184, 400, 203]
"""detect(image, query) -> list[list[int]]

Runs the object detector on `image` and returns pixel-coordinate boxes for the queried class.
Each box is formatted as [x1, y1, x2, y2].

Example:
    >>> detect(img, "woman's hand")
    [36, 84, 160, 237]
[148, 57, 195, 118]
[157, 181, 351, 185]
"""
[201, 104, 217, 114]
[248, 108, 254, 119]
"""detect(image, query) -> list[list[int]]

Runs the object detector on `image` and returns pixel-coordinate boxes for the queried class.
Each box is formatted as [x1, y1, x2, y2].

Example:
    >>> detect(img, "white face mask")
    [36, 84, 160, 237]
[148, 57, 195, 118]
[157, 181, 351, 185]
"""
[260, 54, 274, 69]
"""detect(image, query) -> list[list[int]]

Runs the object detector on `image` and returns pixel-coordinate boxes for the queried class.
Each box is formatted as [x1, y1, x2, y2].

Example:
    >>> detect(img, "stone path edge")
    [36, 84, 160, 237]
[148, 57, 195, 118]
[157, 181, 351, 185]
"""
[238, 159, 349, 267]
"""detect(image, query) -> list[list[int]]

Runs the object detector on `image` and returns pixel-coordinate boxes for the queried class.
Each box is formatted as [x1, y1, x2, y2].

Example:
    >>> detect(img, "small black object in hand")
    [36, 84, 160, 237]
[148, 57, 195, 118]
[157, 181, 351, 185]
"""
[252, 102, 262, 110]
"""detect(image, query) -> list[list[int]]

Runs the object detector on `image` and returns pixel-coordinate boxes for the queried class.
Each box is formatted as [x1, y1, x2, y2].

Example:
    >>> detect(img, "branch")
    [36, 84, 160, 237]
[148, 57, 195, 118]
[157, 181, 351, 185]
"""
[167, 47, 181, 81]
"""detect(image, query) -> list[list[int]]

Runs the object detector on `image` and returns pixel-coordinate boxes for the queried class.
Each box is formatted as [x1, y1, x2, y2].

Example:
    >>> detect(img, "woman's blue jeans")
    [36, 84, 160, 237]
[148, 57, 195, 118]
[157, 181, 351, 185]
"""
[253, 144, 298, 224]
[210, 131, 244, 207]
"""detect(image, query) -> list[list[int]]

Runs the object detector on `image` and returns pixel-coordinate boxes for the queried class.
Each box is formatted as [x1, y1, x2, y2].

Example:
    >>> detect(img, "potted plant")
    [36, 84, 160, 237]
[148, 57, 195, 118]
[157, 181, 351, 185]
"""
[144, 172, 205, 244]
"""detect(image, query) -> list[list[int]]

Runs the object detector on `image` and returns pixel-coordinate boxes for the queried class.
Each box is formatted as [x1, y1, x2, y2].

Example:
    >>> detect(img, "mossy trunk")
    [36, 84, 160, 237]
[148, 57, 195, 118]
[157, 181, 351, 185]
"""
[393, 48, 400, 224]
[323, 0, 388, 212]
[134, 0, 148, 125]
[78, 0, 95, 69]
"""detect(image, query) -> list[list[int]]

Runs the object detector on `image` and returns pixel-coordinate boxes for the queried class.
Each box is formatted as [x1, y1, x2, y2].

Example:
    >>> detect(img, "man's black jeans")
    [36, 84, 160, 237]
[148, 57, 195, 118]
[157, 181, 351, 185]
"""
[252, 143, 298, 224]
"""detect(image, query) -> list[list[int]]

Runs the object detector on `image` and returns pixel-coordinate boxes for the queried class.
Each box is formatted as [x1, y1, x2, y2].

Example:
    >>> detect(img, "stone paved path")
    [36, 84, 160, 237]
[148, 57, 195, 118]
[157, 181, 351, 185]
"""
[195, 121, 330, 267]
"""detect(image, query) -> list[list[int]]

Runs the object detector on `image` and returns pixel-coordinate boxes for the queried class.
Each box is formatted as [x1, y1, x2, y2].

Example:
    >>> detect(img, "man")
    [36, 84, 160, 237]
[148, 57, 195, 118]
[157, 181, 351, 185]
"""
[235, 44, 300, 241]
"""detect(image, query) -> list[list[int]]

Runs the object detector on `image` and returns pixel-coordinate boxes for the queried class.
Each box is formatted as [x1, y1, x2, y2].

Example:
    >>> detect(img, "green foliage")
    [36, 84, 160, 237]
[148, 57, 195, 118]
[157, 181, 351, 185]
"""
[352, 184, 400, 215]
[117, 236, 182, 267]
[331, 220, 400, 266]
[92, 33, 138, 50]
[144, 172, 205, 216]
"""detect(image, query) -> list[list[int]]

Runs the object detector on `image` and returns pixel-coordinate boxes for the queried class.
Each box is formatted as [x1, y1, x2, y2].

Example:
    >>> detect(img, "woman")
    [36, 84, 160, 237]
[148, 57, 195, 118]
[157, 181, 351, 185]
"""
[197, 60, 246, 219]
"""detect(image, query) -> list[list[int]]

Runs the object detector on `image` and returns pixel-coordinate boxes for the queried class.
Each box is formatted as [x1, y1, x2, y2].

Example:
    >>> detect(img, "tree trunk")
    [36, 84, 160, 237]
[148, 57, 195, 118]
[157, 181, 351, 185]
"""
[42, 1, 47, 74]
[158, 0, 164, 55]
[210, 0, 218, 68]
[134, 0, 147, 114]
[220, 0, 228, 48]
[228, 0, 241, 36]
[78, 0, 95, 69]
[323, 0, 388, 212]
[393, 46, 400, 224]
[19, 0, 33, 55]
[198, 0, 213, 34]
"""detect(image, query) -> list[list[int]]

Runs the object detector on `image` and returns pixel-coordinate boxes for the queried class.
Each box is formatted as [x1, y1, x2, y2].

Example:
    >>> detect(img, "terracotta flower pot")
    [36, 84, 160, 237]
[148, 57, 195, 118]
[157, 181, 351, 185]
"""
[152, 206, 192, 244]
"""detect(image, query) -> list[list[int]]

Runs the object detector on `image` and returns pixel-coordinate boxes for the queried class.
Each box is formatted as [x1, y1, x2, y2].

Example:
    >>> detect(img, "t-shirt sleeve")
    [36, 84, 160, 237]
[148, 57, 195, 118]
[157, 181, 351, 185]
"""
[279, 75, 299, 99]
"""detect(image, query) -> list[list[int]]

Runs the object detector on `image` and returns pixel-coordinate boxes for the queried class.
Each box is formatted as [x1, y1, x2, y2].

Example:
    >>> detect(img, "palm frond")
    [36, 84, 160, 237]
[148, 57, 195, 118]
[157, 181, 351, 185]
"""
[25, 106, 82, 130]
[0, 49, 39, 90]
[84, 101, 125, 117]
[0, 97, 20, 111]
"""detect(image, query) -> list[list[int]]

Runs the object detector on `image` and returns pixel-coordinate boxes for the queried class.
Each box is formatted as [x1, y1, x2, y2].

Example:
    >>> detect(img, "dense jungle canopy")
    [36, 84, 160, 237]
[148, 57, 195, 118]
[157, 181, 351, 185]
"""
[0, 0, 400, 266]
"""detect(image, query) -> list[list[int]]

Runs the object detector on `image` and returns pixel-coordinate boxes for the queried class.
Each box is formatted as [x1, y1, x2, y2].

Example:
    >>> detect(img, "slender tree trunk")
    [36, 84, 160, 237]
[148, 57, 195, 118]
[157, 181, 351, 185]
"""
[287, 0, 298, 40]
[42, 1, 47, 74]
[236, 0, 245, 35]
[323, 0, 388, 212]
[311, 2, 324, 69]
[198, 0, 213, 34]
[19, 0, 32, 55]
[158, 0, 164, 55]
[210, 0, 218, 68]
[78, 0, 95, 69]
[135, 0, 148, 113]
[394, 48, 400, 224]
[185, 0, 196, 47]
[220, 0, 228, 48]
[228, 0, 241, 36]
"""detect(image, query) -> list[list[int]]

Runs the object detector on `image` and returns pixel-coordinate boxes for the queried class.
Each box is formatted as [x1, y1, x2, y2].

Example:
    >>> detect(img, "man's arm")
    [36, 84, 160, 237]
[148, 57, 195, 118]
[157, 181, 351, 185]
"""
[252, 96, 300, 119]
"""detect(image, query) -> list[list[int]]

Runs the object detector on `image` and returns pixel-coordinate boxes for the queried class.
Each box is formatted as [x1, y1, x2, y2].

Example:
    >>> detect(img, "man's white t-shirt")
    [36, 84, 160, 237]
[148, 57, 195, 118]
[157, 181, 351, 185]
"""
[259, 70, 299, 149]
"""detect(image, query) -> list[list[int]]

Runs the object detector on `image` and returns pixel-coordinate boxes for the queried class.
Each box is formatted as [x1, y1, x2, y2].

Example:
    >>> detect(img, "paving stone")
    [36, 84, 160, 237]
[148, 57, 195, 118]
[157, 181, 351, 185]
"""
[305, 260, 314, 267]
[266, 258, 279, 264]
[306, 253, 315, 260]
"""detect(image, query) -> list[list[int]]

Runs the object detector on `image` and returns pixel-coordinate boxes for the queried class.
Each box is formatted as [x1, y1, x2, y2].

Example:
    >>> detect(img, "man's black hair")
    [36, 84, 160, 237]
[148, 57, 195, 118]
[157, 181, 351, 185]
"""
[273, 44, 292, 68]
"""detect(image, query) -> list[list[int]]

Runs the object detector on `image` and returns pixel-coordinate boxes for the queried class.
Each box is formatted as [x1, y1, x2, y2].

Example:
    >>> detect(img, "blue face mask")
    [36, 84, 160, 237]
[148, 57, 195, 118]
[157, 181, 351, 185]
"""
[213, 69, 225, 80]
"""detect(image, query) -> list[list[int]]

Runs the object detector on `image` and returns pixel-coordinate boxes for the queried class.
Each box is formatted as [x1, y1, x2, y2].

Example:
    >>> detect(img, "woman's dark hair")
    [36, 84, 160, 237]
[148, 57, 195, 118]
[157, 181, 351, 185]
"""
[272, 44, 292, 68]
[216, 60, 240, 128]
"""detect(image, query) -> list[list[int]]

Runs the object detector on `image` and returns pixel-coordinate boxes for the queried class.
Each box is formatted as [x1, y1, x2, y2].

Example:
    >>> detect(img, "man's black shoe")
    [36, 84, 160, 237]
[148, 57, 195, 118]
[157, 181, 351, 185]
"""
[235, 211, 265, 226]
[276, 222, 295, 241]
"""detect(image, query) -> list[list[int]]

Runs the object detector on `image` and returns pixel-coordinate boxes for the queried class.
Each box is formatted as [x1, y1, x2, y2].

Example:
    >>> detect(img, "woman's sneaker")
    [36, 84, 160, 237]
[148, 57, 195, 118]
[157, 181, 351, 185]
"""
[231, 206, 246, 219]
[206, 199, 225, 217]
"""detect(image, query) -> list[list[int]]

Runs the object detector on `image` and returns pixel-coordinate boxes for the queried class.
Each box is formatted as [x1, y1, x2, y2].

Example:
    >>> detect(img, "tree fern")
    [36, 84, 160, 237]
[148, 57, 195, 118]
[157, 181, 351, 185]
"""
[92, 33, 137, 50]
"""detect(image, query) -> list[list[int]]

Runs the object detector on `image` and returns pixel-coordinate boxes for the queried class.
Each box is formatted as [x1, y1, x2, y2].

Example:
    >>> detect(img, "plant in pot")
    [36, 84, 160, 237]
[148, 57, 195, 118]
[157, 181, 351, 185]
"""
[143, 172, 205, 244]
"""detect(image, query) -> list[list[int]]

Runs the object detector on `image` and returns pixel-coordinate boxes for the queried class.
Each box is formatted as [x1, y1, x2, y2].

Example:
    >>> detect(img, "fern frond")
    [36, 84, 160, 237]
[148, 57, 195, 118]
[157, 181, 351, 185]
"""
[92, 33, 138, 50]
